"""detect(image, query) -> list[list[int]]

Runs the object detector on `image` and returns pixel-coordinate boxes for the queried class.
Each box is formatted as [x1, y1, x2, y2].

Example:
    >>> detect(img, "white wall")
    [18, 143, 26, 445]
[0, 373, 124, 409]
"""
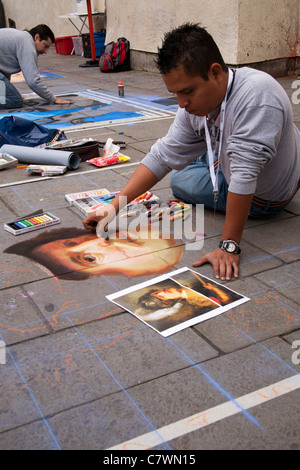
[1, 0, 105, 36]
[237, 0, 300, 63]
[105, 0, 239, 64]
[105, 0, 299, 65]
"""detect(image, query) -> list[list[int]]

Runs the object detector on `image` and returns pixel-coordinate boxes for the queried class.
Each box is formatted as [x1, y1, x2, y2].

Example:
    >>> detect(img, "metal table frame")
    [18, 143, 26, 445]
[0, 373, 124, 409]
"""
[59, 11, 105, 36]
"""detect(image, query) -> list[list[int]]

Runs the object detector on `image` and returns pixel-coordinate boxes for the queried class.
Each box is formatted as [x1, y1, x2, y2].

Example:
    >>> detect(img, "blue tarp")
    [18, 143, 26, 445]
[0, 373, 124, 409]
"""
[0, 116, 63, 147]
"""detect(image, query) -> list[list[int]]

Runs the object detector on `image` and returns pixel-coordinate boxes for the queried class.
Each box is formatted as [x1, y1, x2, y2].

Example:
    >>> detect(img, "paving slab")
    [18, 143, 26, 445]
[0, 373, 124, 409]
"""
[46, 391, 170, 451]
[254, 261, 300, 306]
[243, 216, 300, 262]
[0, 285, 52, 345]
[0, 419, 58, 450]
[1, 327, 122, 433]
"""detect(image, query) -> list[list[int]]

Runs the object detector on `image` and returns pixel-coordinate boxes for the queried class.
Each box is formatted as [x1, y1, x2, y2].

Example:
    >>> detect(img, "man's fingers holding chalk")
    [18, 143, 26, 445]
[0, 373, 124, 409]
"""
[82, 204, 116, 235]
[82, 214, 100, 231]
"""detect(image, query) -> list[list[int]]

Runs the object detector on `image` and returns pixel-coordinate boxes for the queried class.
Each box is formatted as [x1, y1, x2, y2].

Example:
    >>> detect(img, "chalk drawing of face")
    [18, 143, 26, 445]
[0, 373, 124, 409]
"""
[5, 228, 184, 280]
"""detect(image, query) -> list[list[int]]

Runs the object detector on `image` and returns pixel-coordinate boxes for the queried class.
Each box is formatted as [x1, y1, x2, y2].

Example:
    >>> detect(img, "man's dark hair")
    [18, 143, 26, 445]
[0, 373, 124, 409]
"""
[156, 23, 228, 80]
[28, 24, 55, 44]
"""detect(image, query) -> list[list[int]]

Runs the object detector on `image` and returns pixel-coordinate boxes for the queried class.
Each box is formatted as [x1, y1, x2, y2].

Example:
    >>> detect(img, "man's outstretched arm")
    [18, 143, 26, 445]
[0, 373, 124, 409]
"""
[192, 191, 253, 280]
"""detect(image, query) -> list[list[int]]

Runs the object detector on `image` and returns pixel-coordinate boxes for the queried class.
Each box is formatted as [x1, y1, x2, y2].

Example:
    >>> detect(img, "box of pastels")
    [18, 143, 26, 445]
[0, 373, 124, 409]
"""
[4, 210, 60, 235]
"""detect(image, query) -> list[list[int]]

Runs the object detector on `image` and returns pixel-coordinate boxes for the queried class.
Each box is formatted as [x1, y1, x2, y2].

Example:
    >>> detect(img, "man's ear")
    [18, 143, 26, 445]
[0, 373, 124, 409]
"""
[34, 33, 40, 42]
[209, 63, 224, 83]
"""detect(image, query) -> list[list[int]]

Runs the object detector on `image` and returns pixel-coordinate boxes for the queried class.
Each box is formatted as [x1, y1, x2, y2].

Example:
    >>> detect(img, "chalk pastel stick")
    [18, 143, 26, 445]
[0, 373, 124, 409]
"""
[170, 212, 190, 221]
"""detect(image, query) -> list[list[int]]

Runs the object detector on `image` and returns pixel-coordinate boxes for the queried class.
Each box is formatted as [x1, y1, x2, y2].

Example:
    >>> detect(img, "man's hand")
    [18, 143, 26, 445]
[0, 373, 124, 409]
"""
[82, 204, 117, 238]
[192, 248, 239, 280]
[54, 97, 74, 104]
[82, 164, 160, 237]
[193, 191, 252, 280]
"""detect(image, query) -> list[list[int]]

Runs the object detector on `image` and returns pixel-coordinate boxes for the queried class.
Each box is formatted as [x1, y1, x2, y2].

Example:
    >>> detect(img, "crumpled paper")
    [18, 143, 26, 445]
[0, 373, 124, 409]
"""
[103, 138, 120, 157]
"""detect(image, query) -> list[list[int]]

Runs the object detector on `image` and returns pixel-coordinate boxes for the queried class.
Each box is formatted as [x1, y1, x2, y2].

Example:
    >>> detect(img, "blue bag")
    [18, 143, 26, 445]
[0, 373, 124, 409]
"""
[0, 116, 65, 147]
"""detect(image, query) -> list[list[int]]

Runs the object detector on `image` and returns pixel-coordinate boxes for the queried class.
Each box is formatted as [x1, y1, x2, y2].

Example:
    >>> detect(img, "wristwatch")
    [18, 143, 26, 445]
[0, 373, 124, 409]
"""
[219, 240, 241, 254]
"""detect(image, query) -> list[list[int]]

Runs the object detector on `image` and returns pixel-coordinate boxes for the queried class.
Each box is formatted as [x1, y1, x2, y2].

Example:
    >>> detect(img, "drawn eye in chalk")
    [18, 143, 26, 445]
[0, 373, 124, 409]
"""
[83, 254, 97, 263]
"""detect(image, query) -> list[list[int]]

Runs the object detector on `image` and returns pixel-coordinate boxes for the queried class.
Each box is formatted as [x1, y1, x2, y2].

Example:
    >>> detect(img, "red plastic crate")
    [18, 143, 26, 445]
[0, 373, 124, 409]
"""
[55, 36, 76, 55]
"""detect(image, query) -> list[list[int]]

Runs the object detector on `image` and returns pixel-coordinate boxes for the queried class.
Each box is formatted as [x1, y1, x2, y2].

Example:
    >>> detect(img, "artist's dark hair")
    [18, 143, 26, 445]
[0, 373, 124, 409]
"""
[155, 22, 228, 80]
[4, 227, 90, 280]
[28, 24, 55, 44]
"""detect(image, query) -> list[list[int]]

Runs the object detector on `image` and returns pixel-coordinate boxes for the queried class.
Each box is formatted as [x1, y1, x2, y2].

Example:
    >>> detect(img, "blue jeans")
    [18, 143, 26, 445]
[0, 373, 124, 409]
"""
[170, 153, 296, 218]
[0, 72, 23, 109]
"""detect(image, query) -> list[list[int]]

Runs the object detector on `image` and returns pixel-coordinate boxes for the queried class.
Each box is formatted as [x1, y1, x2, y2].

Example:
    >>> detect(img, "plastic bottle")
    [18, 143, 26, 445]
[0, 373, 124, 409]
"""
[118, 80, 124, 97]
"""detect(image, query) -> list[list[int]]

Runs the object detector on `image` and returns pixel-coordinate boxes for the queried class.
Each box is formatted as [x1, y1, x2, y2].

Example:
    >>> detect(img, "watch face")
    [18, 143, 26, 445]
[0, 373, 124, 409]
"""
[225, 242, 236, 252]
[219, 240, 240, 254]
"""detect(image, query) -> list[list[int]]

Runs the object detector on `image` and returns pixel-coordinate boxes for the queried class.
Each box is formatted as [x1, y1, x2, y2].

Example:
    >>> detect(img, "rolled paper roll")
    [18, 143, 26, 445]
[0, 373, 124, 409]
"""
[1, 144, 81, 170]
